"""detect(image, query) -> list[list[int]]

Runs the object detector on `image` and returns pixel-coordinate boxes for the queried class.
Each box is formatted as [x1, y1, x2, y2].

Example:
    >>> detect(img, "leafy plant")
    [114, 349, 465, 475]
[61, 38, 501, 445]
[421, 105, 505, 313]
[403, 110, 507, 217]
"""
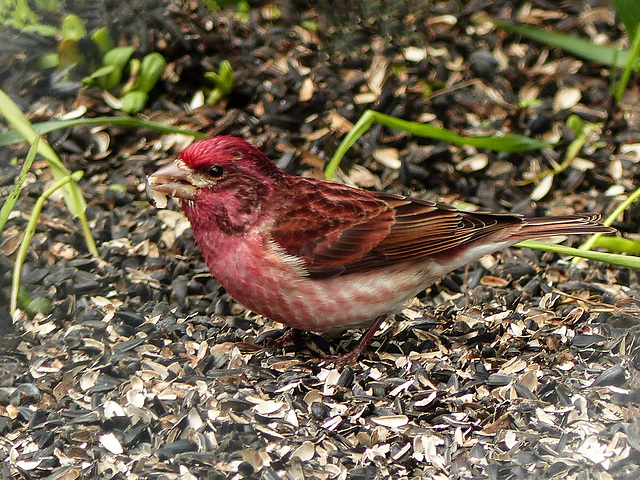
[82, 46, 136, 90]
[32, 13, 169, 114]
[0, 89, 99, 316]
[0, 89, 95, 256]
[75, 20, 168, 113]
[204, 60, 235, 105]
[204, 0, 251, 20]
[117, 52, 168, 114]
[10, 169, 84, 314]
[0, 0, 59, 36]
[0, 86, 211, 317]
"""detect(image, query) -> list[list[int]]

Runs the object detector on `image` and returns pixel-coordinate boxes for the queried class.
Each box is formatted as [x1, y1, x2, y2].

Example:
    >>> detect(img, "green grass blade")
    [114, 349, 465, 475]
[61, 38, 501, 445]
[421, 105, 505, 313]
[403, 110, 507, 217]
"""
[325, 110, 375, 180]
[495, 20, 630, 68]
[611, 0, 640, 40]
[593, 236, 640, 254]
[573, 184, 640, 264]
[325, 109, 552, 179]
[518, 239, 640, 269]
[11, 171, 84, 315]
[615, 24, 640, 103]
[0, 137, 38, 234]
[0, 89, 64, 173]
[0, 89, 98, 256]
[0, 116, 207, 147]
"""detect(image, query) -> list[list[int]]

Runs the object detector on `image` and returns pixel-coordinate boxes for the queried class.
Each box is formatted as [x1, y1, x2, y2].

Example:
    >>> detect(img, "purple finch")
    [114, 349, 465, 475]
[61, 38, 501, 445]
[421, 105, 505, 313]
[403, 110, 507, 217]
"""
[147, 136, 613, 359]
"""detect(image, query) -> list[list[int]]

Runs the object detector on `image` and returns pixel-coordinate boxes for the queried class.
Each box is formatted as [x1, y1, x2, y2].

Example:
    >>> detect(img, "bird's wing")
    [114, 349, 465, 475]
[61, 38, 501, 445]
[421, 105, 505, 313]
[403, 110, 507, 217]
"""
[345, 193, 522, 273]
[270, 181, 522, 277]
[269, 181, 396, 276]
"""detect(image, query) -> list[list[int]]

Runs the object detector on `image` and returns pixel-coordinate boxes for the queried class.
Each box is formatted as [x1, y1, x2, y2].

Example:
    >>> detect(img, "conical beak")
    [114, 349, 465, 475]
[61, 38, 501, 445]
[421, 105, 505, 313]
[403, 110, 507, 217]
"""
[146, 160, 197, 208]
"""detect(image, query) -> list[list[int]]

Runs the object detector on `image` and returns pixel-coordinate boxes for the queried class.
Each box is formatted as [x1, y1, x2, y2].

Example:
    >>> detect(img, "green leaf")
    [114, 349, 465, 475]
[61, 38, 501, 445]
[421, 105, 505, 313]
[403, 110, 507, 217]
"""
[611, 0, 640, 39]
[495, 20, 631, 68]
[27, 297, 53, 315]
[0, 116, 207, 147]
[102, 46, 135, 90]
[120, 91, 148, 114]
[91, 27, 115, 58]
[82, 64, 116, 88]
[593, 236, 640, 254]
[325, 109, 552, 180]
[205, 60, 235, 105]
[103, 46, 136, 68]
[518, 240, 640, 270]
[21, 23, 59, 36]
[0, 88, 97, 257]
[8, 0, 37, 27]
[133, 52, 167, 93]
[61, 14, 86, 41]
[217, 60, 235, 92]
[0, 138, 38, 235]
[38, 52, 59, 70]
[33, 0, 58, 10]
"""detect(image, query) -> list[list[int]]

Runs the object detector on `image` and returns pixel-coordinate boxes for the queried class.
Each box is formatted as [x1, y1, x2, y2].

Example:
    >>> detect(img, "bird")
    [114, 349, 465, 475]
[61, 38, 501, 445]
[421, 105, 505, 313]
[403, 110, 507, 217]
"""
[147, 135, 614, 363]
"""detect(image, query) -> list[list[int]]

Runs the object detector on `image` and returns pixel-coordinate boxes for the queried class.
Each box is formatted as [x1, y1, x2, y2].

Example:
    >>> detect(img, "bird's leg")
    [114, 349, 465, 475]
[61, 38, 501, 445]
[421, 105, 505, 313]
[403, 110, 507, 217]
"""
[313, 314, 388, 366]
[263, 327, 305, 348]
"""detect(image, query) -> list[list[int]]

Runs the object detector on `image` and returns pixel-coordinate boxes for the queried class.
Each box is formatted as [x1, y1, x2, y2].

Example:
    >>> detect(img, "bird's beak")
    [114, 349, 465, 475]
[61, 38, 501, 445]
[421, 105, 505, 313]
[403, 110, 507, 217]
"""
[146, 160, 198, 208]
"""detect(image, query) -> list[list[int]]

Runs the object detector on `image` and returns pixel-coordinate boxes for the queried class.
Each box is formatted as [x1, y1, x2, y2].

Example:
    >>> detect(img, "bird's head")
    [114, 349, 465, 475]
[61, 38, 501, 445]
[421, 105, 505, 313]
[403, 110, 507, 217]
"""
[147, 136, 284, 234]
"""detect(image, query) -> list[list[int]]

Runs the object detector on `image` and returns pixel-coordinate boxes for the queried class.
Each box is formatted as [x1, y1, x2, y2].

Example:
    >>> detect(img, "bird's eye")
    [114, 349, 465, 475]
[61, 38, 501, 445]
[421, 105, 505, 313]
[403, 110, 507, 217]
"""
[209, 165, 224, 177]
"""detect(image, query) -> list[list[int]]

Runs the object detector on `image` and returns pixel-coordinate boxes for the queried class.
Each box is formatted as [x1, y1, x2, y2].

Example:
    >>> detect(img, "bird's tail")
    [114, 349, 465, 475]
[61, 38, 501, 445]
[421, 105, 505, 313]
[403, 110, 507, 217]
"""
[509, 214, 615, 240]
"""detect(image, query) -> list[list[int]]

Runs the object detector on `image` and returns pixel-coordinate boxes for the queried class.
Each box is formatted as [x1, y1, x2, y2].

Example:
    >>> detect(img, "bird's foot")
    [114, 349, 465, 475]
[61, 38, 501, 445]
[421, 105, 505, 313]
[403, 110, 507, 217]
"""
[310, 315, 387, 367]
[256, 327, 305, 349]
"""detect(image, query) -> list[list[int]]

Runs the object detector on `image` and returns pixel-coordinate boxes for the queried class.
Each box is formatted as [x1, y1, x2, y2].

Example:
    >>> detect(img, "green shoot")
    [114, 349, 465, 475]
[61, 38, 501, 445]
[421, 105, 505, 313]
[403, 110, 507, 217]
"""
[518, 240, 640, 269]
[0, 137, 38, 235]
[572, 184, 640, 264]
[324, 109, 552, 180]
[204, 60, 235, 105]
[0, 88, 97, 256]
[0, 115, 207, 147]
[11, 171, 84, 315]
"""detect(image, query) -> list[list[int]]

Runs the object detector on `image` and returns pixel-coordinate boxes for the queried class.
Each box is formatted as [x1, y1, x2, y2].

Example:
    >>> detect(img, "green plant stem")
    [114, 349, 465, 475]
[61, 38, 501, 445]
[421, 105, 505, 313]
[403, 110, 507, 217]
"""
[518, 239, 640, 269]
[522, 121, 593, 185]
[572, 183, 640, 264]
[615, 24, 640, 103]
[325, 110, 376, 180]
[0, 89, 98, 256]
[0, 116, 207, 147]
[11, 171, 84, 315]
[494, 20, 631, 68]
[0, 137, 38, 234]
[593, 236, 640, 254]
[324, 109, 552, 180]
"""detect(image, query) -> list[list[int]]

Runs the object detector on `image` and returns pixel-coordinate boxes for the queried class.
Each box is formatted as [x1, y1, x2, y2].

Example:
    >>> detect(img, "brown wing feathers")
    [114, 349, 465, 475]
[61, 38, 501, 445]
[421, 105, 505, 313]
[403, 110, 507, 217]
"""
[510, 214, 611, 239]
[271, 181, 612, 277]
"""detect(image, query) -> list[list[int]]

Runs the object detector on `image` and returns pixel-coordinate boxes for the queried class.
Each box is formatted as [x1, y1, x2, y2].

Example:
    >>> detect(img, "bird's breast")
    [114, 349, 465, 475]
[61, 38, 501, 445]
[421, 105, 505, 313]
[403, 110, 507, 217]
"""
[193, 229, 445, 332]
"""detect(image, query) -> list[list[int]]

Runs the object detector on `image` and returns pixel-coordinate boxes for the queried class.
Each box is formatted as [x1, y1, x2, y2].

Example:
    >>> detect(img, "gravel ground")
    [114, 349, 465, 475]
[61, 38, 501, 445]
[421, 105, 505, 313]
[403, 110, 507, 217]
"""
[1, 1, 640, 479]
